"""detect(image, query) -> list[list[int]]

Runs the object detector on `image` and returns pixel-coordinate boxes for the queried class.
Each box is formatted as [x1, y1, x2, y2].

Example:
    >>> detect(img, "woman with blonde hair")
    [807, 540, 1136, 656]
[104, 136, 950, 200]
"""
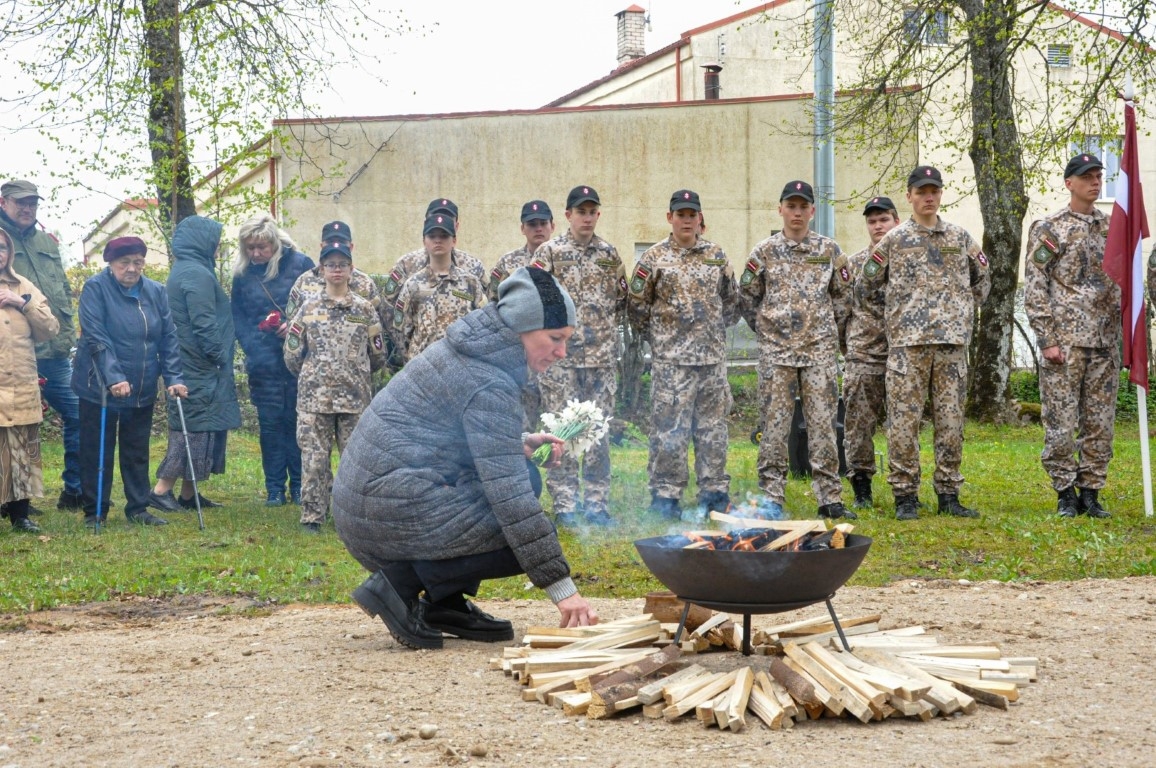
[0, 227, 59, 532]
[231, 212, 314, 506]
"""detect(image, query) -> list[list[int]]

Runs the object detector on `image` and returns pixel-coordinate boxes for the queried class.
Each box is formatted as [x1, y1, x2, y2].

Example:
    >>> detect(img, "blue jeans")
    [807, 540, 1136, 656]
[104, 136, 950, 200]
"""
[249, 374, 301, 498]
[38, 357, 81, 495]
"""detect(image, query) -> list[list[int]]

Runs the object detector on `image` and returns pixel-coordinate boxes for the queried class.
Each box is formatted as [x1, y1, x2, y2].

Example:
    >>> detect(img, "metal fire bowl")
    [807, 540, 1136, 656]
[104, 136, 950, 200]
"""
[634, 534, 873, 614]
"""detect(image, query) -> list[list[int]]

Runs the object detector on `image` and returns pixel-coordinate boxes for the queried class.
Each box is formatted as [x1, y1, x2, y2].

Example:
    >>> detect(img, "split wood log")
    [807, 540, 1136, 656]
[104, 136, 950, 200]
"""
[939, 675, 1019, 703]
[680, 636, 710, 653]
[584, 644, 681, 696]
[712, 689, 732, 729]
[558, 691, 592, 715]
[775, 622, 881, 649]
[725, 667, 755, 732]
[747, 683, 786, 729]
[758, 527, 814, 552]
[757, 670, 798, 719]
[899, 645, 1002, 659]
[663, 669, 741, 720]
[980, 671, 1032, 685]
[800, 643, 888, 709]
[690, 613, 730, 638]
[642, 702, 666, 718]
[782, 642, 875, 723]
[563, 622, 663, 652]
[663, 671, 726, 705]
[779, 655, 842, 717]
[855, 648, 975, 715]
[779, 614, 882, 637]
[642, 592, 714, 631]
[887, 694, 936, 720]
[636, 664, 710, 704]
[518, 649, 650, 676]
[940, 678, 1010, 710]
[697, 691, 727, 726]
[710, 511, 828, 530]
[835, 650, 931, 701]
[768, 657, 822, 709]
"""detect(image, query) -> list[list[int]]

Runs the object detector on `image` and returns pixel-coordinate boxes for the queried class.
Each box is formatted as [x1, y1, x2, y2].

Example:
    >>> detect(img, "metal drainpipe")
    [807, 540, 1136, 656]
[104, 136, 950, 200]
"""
[813, 0, 835, 238]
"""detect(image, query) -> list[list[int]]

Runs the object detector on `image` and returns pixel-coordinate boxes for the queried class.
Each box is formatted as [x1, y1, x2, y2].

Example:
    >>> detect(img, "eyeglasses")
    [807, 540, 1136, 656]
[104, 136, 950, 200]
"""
[9, 199, 38, 209]
[322, 262, 352, 271]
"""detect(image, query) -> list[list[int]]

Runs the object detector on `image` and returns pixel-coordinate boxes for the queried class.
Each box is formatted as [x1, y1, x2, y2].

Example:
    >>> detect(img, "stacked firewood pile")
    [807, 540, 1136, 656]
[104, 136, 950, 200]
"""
[490, 606, 1037, 731]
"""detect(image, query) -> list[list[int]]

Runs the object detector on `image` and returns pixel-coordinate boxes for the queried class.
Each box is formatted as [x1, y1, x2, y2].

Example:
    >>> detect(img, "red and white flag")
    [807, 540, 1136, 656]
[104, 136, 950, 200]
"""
[1104, 94, 1150, 391]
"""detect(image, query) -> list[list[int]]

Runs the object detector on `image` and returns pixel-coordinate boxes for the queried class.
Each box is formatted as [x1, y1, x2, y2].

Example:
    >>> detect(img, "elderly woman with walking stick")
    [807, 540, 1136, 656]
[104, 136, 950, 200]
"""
[73, 237, 186, 526]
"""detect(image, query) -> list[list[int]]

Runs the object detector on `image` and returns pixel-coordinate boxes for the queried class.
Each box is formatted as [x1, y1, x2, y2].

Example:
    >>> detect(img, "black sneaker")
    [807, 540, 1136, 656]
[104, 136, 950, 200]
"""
[148, 490, 181, 512]
[420, 598, 514, 642]
[57, 490, 84, 511]
[178, 493, 223, 509]
[351, 571, 443, 650]
[127, 510, 169, 526]
[895, 494, 920, 521]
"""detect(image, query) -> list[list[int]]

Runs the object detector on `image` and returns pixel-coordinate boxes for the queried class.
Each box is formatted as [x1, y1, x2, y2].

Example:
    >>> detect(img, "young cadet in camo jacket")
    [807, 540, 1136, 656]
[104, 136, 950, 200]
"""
[285, 221, 383, 327]
[393, 213, 487, 362]
[628, 189, 739, 522]
[858, 165, 990, 522]
[488, 200, 557, 431]
[284, 240, 387, 533]
[380, 198, 488, 329]
[739, 180, 854, 522]
[531, 185, 626, 528]
[1025, 153, 1117, 520]
[843, 195, 902, 511]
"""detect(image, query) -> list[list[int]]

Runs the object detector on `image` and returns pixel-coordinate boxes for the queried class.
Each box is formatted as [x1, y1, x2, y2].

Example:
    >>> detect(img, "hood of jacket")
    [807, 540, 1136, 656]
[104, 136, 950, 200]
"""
[444, 304, 528, 388]
[171, 216, 223, 270]
[0, 228, 16, 284]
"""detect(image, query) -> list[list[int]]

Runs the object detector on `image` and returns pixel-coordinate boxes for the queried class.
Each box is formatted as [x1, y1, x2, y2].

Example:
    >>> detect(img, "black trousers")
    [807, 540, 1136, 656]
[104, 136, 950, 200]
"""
[382, 459, 545, 603]
[79, 398, 153, 518]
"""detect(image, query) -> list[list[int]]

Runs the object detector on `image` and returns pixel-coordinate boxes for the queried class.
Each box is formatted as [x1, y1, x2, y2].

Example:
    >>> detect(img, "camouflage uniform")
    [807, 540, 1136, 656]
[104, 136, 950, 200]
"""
[1025, 207, 1119, 491]
[287, 267, 383, 326]
[533, 230, 626, 516]
[627, 235, 739, 501]
[858, 217, 991, 496]
[490, 244, 542, 429]
[284, 292, 387, 525]
[381, 248, 487, 327]
[843, 245, 889, 478]
[739, 231, 852, 506]
[393, 263, 487, 361]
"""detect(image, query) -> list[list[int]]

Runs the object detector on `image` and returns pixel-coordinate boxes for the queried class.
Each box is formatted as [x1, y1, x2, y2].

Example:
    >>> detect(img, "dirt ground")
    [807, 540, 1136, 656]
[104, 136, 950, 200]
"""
[1, 577, 1154, 768]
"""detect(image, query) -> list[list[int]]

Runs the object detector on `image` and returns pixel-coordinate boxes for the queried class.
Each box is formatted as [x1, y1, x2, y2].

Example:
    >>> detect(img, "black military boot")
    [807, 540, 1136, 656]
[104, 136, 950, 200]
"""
[1077, 488, 1111, 519]
[649, 493, 682, 521]
[937, 493, 980, 519]
[1056, 487, 1080, 518]
[850, 473, 873, 510]
[696, 490, 731, 515]
[818, 501, 857, 520]
[894, 494, 920, 521]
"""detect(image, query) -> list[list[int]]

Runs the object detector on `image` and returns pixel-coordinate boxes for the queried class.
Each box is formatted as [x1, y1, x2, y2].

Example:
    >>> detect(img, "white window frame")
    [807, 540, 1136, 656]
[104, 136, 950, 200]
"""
[903, 9, 950, 46]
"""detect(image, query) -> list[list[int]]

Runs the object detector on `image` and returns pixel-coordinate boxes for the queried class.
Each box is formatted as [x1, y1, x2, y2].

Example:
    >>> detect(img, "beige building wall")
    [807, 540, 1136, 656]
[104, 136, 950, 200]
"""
[82, 200, 170, 267]
[274, 96, 914, 275]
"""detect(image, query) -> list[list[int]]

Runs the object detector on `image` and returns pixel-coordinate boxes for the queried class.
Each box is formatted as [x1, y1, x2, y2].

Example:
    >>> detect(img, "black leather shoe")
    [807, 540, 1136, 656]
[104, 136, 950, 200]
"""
[57, 491, 84, 510]
[11, 516, 41, 533]
[148, 491, 181, 512]
[128, 510, 169, 526]
[421, 599, 514, 642]
[179, 493, 223, 509]
[351, 571, 443, 650]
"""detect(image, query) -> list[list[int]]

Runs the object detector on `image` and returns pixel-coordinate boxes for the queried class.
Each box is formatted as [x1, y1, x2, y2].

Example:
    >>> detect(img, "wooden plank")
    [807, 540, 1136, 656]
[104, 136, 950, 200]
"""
[940, 675, 1020, 702]
[746, 684, 785, 730]
[838, 650, 931, 701]
[901, 645, 1002, 659]
[697, 691, 727, 727]
[780, 652, 843, 717]
[663, 669, 741, 720]
[663, 671, 726, 705]
[636, 664, 709, 705]
[757, 671, 799, 719]
[758, 527, 813, 552]
[943, 678, 1009, 710]
[641, 702, 666, 718]
[778, 614, 883, 637]
[767, 656, 823, 709]
[725, 667, 755, 732]
[710, 511, 827, 530]
[855, 648, 973, 715]
[558, 691, 592, 716]
[800, 643, 888, 708]
[563, 623, 663, 652]
[776, 622, 881, 648]
[782, 642, 875, 723]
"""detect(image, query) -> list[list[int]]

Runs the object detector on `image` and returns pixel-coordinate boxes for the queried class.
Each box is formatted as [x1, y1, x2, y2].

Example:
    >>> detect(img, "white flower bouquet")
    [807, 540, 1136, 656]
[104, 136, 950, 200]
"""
[532, 399, 611, 467]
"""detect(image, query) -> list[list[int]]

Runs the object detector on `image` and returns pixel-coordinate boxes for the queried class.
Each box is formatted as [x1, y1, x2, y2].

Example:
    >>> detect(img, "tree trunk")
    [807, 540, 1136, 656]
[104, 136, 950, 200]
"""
[962, 0, 1026, 421]
[142, 0, 196, 241]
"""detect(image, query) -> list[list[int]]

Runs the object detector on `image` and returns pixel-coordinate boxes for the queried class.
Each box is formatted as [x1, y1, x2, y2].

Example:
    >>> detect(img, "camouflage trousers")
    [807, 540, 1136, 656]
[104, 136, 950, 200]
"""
[842, 363, 887, 477]
[757, 361, 842, 506]
[1039, 345, 1119, 491]
[538, 365, 616, 515]
[297, 410, 360, 525]
[648, 361, 732, 500]
[885, 344, 966, 497]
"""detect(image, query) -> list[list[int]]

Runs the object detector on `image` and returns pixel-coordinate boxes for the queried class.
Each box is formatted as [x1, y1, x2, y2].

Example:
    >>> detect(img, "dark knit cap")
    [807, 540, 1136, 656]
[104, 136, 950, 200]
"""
[103, 236, 148, 262]
[497, 267, 577, 333]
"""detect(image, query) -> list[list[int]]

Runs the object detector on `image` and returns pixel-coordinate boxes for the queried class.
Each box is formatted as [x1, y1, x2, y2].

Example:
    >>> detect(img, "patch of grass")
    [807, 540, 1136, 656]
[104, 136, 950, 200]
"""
[2, 424, 1154, 615]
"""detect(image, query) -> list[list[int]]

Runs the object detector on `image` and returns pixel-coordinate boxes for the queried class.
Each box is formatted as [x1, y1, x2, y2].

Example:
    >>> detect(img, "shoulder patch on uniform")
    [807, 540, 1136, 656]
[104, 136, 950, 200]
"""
[629, 264, 650, 294]
[862, 254, 883, 278]
[839, 265, 851, 283]
[975, 251, 989, 267]
[740, 258, 761, 286]
[383, 269, 403, 295]
[286, 322, 303, 350]
[491, 267, 505, 283]
[618, 276, 628, 293]
[530, 258, 548, 270]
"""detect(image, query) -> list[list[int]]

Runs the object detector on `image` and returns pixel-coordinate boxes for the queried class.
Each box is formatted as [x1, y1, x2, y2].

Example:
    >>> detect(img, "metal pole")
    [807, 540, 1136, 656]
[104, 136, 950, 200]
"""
[813, 0, 836, 237]
[94, 384, 108, 534]
[1139, 387, 1153, 516]
[174, 396, 205, 530]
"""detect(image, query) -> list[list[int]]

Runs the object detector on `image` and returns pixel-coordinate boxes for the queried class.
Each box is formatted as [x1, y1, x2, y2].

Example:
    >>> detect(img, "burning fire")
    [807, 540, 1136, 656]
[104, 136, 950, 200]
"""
[683, 528, 802, 552]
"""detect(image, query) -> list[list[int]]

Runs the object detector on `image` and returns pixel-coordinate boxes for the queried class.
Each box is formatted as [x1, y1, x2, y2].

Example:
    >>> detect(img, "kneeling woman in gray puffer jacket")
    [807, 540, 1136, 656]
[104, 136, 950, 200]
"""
[333, 267, 599, 650]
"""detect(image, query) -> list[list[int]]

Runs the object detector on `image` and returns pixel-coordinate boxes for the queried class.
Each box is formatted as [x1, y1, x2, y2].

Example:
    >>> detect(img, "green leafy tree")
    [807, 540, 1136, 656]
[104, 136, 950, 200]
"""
[771, 0, 1156, 420]
[0, 0, 403, 248]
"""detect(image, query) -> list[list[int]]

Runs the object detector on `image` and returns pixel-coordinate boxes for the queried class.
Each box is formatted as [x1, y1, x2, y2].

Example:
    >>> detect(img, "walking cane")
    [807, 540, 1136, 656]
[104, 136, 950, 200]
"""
[93, 379, 109, 534]
[174, 395, 205, 531]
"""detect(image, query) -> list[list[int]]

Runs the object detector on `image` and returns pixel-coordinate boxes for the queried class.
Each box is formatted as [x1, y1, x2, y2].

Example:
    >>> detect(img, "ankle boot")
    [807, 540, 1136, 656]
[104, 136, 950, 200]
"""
[850, 473, 873, 509]
[1077, 488, 1111, 519]
[894, 494, 920, 521]
[7, 499, 41, 533]
[937, 493, 980, 518]
[1056, 487, 1080, 518]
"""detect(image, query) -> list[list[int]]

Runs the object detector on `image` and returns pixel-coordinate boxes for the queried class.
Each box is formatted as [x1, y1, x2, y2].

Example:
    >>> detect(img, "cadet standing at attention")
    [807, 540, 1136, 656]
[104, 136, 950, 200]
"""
[1025, 154, 1117, 519]
[628, 190, 739, 521]
[739, 180, 854, 520]
[843, 195, 901, 510]
[285, 221, 382, 326]
[285, 239, 387, 533]
[859, 166, 991, 521]
[489, 200, 557, 430]
[393, 213, 487, 362]
[532, 185, 625, 527]
[381, 199, 488, 330]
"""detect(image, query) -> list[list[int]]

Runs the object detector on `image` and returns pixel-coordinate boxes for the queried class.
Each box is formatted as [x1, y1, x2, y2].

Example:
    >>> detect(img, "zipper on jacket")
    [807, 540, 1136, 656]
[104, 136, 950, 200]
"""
[136, 297, 148, 406]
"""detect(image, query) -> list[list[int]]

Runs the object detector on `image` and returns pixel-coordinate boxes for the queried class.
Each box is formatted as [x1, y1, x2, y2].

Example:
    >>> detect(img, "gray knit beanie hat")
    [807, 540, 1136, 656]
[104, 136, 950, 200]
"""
[497, 267, 577, 333]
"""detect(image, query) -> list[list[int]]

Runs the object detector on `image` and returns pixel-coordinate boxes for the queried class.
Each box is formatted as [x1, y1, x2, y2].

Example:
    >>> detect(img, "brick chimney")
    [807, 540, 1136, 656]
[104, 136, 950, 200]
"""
[616, 5, 647, 65]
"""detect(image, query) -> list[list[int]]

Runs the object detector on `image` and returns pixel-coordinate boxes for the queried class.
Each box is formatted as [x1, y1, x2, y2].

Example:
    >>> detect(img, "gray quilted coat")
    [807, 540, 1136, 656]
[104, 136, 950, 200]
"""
[332, 305, 572, 592]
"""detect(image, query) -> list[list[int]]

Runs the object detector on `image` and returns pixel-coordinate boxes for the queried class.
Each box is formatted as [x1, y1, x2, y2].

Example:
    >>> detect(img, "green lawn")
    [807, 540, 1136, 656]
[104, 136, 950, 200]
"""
[2, 422, 1154, 616]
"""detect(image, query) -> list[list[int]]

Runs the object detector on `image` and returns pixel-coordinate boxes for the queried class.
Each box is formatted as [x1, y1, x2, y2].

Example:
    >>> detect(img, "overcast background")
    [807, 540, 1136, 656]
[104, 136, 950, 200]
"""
[1, 0, 750, 258]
